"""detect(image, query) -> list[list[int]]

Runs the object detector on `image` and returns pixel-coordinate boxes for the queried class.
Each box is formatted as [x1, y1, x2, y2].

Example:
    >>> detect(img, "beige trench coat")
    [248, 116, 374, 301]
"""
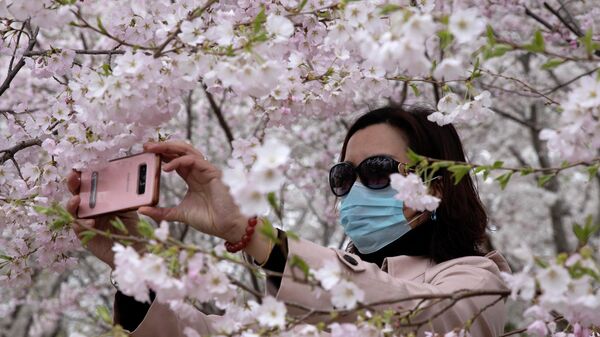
[120, 236, 511, 336]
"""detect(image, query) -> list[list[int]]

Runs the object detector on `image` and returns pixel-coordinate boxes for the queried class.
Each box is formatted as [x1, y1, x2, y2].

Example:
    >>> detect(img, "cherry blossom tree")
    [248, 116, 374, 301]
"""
[1, 0, 599, 336]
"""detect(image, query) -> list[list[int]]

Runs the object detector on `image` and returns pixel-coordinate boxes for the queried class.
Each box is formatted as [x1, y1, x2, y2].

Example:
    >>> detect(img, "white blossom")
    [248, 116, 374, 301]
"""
[537, 263, 571, 297]
[255, 296, 287, 329]
[330, 280, 364, 310]
[266, 14, 294, 40]
[449, 8, 486, 44]
[390, 173, 440, 211]
[312, 259, 342, 290]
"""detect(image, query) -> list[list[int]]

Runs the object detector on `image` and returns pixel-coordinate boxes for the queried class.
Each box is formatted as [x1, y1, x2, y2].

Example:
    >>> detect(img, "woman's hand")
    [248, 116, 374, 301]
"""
[65, 171, 144, 269]
[139, 140, 248, 243]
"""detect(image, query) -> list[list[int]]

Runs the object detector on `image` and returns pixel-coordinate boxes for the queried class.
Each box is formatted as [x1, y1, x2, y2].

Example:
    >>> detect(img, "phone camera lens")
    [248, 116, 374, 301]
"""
[138, 164, 148, 195]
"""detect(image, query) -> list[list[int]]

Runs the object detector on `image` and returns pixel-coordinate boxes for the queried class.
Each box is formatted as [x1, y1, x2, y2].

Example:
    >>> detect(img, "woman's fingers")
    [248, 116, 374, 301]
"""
[66, 196, 94, 235]
[144, 140, 204, 158]
[67, 170, 81, 195]
[158, 152, 179, 163]
[138, 206, 181, 223]
[162, 154, 212, 173]
[66, 195, 80, 217]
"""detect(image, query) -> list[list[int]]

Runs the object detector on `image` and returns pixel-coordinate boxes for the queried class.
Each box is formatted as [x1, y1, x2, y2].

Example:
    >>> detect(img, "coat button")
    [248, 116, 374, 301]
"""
[343, 254, 358, 266]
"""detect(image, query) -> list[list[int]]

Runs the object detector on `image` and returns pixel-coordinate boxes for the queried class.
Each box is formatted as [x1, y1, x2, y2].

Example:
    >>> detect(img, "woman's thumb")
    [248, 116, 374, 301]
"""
[138, 206, 180, 223]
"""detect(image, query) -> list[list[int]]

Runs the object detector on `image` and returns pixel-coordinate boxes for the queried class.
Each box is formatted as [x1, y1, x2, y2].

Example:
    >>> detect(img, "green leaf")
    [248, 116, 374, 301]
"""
[491, 161, 504, 169]
[519, 166, 534, 176]
[289, 254, 310, 279]
[586, 163, 599, 181]
[448, 164, 472, 185]
[251, 31, 269, 43]
[483, 44, 512, 60]
[96, 305, 112, 324]
[523, 30, 545, 53]
[486, 25, 496, 45]
[34, 205, 52, 215]
[473, 166, 488, 174]
[495, 172, 513, 190]
[285, 230, 300, 241]
[541, 58, 565, 70]
[409, 83, 420, 97]
[110, 218, 128, 234]
[252, 6, 266, 34]
[101, 63, 112, 76]
[267, 192, 278, 212]
[56, 205, 74, 222]
[537, 174, 553, 187]
[137, 219, 154, 239]
[437, 30, 454, 50]
[573, 223, 584, 243]
[556, 252, 568, 265]
[297, 0, 309, 12]
[380, 4, 401, 15]
[470, 57, 481, 79]
[259, 218, 280, 244]
[579, 29, 599, 56]
[431, 161, 454, 169]
[572, 215, 600, 247]
[96, 17, 108, 35]
[439, 15, 449, 25]
[406, 148, 423, 165]
[80, 230, 97, 246]
[0, 254, 12, 261]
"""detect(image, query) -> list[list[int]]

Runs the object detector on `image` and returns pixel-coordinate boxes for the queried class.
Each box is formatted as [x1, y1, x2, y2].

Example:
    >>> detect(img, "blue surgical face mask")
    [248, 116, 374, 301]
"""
[339, 182, 423, 254]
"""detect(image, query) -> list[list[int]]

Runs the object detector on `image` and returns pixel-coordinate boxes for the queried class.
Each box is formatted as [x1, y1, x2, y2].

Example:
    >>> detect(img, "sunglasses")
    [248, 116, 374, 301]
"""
[329, 155, 414, 197]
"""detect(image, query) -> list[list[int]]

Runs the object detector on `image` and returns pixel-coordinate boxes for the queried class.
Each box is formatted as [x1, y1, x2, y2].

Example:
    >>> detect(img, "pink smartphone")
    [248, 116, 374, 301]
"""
[77, 152, 161, 218]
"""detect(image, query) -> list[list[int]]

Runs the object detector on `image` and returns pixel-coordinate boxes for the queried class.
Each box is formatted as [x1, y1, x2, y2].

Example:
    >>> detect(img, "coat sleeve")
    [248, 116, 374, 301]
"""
[113, 294, 219, 337]
[112, 232, 289, 337]
[269, 236, 508, 337]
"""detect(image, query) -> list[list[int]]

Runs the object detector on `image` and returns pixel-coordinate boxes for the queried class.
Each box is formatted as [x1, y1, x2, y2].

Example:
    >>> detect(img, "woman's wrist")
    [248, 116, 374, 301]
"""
[225, 217, 272, 264]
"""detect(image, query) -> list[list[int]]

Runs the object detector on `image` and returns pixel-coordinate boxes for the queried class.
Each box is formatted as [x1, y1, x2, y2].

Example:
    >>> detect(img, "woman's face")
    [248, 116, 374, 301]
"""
[344, 123, 431, 227]
[345, 123, 410, 168]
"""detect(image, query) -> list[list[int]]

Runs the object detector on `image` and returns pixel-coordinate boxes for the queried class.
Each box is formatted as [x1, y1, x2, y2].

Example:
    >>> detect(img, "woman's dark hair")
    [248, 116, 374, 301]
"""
[340, 105, 488, 264]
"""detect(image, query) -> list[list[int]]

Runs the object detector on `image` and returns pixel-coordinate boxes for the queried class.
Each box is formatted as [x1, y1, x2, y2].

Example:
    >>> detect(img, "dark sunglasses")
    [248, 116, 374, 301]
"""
[329, 155, 414, 197]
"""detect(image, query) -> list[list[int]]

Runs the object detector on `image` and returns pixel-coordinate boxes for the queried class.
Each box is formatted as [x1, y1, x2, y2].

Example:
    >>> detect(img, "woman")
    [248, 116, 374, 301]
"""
[65, 106, 510, 336]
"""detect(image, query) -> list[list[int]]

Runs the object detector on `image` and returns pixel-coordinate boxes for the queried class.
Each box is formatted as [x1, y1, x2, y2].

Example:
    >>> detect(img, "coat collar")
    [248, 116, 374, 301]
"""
[381, 250, 512, 281]
[381, 255, 432, 281]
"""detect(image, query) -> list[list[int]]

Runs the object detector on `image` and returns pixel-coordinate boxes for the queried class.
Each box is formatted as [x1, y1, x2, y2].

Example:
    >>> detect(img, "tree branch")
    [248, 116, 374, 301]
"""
[0, 27, 39, 97]
[0, 138, 42, 165]
[202, 85, 234, 150]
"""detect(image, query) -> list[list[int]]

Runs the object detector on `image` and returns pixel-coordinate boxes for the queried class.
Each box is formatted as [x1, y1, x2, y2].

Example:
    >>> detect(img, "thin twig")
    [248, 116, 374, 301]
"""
[153, 0, 218, 58]
[544, 67, 600, 94]
[543, 2, 582, 37]
[491, 107, 540, 132]
[24, 49, 126, 57]
[202, 85, 234, 149]
[524, 6, 555, 31]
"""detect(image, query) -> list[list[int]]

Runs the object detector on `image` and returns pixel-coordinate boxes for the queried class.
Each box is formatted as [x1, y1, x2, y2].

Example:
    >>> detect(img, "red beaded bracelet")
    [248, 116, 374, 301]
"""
[224, 216, 258, 253]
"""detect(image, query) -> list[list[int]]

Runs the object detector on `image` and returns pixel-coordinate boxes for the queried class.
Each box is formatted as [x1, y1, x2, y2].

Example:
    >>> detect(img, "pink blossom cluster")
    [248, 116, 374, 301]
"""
[1, 0, 600, 335]
[501, 246, 600, 337]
